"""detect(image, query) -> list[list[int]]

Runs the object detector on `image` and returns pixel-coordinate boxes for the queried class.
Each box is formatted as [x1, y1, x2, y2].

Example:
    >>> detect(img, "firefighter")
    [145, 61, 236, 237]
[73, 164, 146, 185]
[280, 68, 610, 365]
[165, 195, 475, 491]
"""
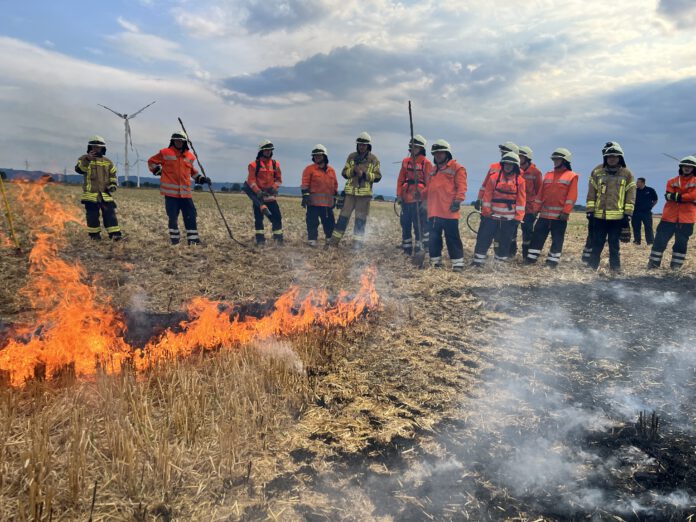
[512, 145, 543, 258]
[75, 136, 122, 241]
[426, 140, 467, 271]
[396, 134, 432, 254]
[248, 140, 284, 245]
[648, 156, 696, 269]
[330, 132, 381, 246]
[525, 148, 578, 267]
[632, 177, 658, 244]
[586, 142, 636, 272]
[148, 131, 210, 245]
[582, 141, 622, 264]
[472, 152, 526, 267]
[301, 144, 338, 246]
[474, 141, 519, 211]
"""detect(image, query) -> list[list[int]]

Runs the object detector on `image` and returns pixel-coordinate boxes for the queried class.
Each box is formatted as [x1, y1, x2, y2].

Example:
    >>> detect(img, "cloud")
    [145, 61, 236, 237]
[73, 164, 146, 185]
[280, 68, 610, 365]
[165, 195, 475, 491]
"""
[116, 16, 140, 33]
[239, 0, 332, 33]
[657, 0, 696, 27]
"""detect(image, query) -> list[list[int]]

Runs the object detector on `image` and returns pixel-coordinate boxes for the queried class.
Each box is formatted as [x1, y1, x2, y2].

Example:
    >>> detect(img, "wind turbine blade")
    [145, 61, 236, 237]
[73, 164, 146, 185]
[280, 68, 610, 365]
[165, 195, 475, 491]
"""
[98, 104, 125, 118]
[126, 120, 133, 150]
[129, 100, 156, 119]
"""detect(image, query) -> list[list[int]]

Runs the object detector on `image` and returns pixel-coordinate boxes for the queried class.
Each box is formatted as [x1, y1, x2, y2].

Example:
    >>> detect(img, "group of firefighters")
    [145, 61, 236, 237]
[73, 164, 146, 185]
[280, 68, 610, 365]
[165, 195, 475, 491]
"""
[74, 132, 696, 272]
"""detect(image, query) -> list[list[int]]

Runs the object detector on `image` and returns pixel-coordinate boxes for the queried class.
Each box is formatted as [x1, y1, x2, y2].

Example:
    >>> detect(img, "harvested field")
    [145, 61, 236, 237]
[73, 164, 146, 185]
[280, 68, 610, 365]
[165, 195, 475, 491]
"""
[0, 182, 695, 520]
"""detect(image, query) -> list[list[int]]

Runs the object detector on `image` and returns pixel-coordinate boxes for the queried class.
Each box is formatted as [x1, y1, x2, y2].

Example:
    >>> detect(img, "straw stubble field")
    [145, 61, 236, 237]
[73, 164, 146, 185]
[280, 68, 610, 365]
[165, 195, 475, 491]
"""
[0, 183, 694, 520]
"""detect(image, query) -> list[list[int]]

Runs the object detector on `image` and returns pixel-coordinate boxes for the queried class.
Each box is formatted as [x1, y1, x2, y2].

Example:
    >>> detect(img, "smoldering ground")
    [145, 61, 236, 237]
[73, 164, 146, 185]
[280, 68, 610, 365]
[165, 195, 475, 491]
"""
[300, 276, 696, 520]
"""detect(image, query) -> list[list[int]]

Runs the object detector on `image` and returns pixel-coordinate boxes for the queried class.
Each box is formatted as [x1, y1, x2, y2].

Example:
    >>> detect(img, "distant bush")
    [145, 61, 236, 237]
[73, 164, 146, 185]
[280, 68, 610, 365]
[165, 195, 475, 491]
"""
[0, 171, 6, 180]
[231, 183, 241, 192]
[373, 195, 385, 201]
[122, 180, 137, 188]
[193, 185, 203, 192]
[573, 204, 587, 211]
[220, 186, 230, 192]
[142, 182, 157, 188]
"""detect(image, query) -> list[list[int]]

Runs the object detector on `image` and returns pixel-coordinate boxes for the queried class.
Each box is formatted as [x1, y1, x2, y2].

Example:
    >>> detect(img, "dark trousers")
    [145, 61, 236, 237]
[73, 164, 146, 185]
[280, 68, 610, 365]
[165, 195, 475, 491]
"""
[588, 218, 623, 270]
[511, 212, 536, 257]
[632, 211, 654, 244]
[84, 201, 121, 239]
[525, 218, 568, 267]
[400, 202, 430, 252]
[582, 218, 595, 263]
[429, 217, 464, 268]
[165, 196, 198, 244]
[306, 205, 335, 242]
[473, 216, 519, 265]
[253, 200, 283, 243]
[649, 221, 694, 269]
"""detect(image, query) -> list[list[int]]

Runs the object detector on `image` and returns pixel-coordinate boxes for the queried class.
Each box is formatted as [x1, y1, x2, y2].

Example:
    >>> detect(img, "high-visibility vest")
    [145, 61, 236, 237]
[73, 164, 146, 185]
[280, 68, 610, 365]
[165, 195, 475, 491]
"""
[301, 163, 338, 207]
[533, 167, 579, 220]
[148, 147, 198, 198]
[75, 155, 117, 203]
[662, 174, 696, 224]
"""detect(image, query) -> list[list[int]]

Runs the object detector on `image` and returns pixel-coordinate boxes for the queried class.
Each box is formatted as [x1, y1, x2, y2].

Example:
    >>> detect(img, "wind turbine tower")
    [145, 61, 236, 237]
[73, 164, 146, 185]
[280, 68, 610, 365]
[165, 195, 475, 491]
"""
[98, 101, 156, 184]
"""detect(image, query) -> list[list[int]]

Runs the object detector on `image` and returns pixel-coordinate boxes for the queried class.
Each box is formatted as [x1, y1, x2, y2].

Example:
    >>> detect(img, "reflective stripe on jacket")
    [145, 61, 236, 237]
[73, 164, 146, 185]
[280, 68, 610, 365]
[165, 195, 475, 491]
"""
[148, 147, 198, 198]
[533, 167, 579, 220]
[397, 155, 433, 203]
[75, 155, 117, 203]
[342, 152, 381, 197]
[586, 165, 636, 219]
[477, 162, 501, 200]
[662, 174, 696, 224]
[426, 159, 467, 219]
[522, 163, 543, 213]
[301, 163, 338, 207]
[482, 171, 526, 221]
[248, 158, 282, 202]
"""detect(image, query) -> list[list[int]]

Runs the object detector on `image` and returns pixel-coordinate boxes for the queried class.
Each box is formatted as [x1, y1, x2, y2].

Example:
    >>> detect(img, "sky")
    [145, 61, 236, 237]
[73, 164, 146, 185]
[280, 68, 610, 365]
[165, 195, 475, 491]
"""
[1, 0, 696, 201]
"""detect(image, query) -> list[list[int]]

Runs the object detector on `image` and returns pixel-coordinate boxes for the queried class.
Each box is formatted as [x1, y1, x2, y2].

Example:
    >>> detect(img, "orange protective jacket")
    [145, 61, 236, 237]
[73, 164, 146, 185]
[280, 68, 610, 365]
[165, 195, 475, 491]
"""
[477, 162, 501, 200]
[522, 163, 543, 213]
[148, 147, 198, 198]
[482, 171, 526, 221]
[301, 164, 338, 207]
[247, 158, 282, 202]
[397, 155, 433, 203]
[533, 167, 579, 220]
[662, 174, 696, 223]
[426, 159, 467, 220]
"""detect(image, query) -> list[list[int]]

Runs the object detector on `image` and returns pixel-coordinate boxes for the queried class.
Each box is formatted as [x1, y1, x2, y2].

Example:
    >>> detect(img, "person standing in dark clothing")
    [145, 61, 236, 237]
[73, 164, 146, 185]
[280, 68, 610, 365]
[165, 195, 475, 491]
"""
[632, 177, 658, 244]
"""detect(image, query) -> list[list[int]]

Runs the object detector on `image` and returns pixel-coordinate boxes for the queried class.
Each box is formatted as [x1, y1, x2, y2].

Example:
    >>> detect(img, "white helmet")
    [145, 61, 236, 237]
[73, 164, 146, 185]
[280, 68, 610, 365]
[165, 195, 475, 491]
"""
[410, 134, 427, 148]
[88, 135, 106, 146]
[258, 139, 274, 151]
[499, 141, 519, 154]
[602, 141, 622, 155]
[679, 155, 696, 168]
[602, 143, 624, 157]
[312, 144, 328, 155]
[518, 145, 533, 160]
[170, 131, 188, 141]
[551, 147, 572, 162]
[500, 152, 520, 166]
[356, 132, 372, 145]
[431, 139, 452, 154]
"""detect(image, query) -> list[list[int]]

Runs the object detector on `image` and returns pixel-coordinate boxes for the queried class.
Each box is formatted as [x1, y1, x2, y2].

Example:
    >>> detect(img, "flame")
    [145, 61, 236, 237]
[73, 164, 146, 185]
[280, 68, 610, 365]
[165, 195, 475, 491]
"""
[0, 181, 379, 387]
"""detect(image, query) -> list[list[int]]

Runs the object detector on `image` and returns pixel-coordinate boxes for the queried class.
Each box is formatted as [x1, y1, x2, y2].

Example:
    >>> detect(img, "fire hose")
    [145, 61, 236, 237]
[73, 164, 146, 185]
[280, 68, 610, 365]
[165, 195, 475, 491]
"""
[177, 118, 247, 249]
[0, 173, 21, 253]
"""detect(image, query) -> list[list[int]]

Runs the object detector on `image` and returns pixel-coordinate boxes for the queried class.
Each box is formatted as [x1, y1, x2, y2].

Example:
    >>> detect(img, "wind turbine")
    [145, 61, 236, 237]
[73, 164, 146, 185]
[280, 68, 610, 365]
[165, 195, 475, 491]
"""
[98, 101, 156, 184]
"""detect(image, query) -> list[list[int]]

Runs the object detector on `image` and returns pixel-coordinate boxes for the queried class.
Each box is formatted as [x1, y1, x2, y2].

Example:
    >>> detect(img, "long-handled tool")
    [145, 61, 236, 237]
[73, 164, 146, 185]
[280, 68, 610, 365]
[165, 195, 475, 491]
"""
[0, 173, 22, 253]
[177, 118, 247, 248]
[241, 181, 272, 218]
[408, 101, 426, 268]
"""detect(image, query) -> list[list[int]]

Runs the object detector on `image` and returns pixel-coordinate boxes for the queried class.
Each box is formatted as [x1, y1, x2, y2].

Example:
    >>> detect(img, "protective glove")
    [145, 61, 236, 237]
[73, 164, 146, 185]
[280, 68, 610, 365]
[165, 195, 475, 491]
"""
[621, 214, 630, 227]
[195, 175, 211, 185]
[301, 194, 310, 208]
[473, 199, 482, 211]
[152, 165, 162, 176]
[449, 200, 462, 212]
[559, 212, 570, 221]
[665, 192, 682, 202]
[586, 211, 594, 220]
[267, 187, 278, 196]
[335, 192, 345, 209]
[107, 184, 117, 193]
[620, 226, 631, 243]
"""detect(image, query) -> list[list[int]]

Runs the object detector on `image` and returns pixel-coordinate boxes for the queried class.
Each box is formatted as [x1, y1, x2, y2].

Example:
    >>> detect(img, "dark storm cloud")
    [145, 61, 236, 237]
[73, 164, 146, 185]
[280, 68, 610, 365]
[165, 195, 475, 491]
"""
[220, 35, 568, 104]
[240, 0, 331, 33]
[657, 0, 696, 26]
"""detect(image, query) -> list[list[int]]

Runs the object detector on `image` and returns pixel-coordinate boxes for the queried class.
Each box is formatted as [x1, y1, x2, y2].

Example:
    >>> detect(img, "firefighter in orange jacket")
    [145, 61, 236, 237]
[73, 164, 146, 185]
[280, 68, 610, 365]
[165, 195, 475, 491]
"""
[472, 152, 526, 266]
[426, 140, 467, 271]
[301, 144, 338, 246]
[248, 139, 283, 245]
[396, 134, 432, 254]
[525, 148, 578, 267]
[148, 131, 209, 245]
[648, 156, 696, 269]
[512, 145, 543, 258]
[474, 141, 519, 209]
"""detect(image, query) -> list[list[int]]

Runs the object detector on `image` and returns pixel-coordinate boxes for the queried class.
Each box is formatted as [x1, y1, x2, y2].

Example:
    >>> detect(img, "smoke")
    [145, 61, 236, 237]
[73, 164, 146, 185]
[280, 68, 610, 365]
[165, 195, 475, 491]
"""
[255, 338, 305, 375]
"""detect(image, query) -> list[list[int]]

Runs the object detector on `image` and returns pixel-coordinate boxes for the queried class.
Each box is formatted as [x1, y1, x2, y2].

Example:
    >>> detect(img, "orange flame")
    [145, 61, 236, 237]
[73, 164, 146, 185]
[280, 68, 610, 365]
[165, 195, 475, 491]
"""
[0, 181, 379, 387]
